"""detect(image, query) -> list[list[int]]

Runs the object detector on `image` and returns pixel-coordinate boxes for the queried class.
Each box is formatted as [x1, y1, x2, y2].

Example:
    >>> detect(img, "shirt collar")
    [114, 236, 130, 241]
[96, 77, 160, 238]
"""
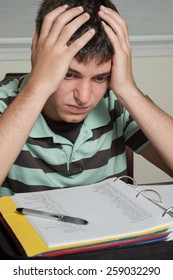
[29, 100, 111, 145]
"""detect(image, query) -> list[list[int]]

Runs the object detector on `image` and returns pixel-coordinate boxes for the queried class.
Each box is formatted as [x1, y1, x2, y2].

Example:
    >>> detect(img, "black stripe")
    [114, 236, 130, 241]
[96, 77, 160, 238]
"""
[126, 129, 148, 151]
[1, 178, 60, 193]
[91, 118, 113, 140]
[18, 76, 25, 89]
[0, 95, 16, 106]
[27, 137, 62, 149]
[0, 77, 17, 86]
[15, 151, 68, 174]
[114, 99, 124, 118]
[15, 151, 81, 176]
[82, 136, 125, 170]
[90, 101, 124, 141]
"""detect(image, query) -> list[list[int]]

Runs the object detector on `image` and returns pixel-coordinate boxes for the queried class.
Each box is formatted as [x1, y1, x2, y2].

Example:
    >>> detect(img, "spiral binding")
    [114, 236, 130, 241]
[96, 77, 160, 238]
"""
[114, 175, 137, 187]
[136, 189, 162, 203]
[115, 175, 173, 219]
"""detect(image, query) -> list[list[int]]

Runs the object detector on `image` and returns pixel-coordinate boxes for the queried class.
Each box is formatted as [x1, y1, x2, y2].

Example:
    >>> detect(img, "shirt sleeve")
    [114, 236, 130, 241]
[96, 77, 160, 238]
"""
[0, 78, 19, 114]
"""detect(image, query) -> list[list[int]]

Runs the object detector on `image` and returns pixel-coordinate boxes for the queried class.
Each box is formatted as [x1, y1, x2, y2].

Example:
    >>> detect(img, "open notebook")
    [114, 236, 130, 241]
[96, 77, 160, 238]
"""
[0, 177, 173, 258]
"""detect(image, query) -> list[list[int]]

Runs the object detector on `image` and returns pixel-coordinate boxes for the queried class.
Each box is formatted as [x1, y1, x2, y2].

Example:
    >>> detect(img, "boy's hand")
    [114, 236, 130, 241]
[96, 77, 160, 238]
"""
[30, 5, 95, 97]
[98, 6, 136, 99]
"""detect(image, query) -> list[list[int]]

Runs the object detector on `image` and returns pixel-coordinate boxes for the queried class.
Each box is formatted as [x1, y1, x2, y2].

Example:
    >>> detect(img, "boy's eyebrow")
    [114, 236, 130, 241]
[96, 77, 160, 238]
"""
[68, 68, 80, 74]
[68, 67, 111, 77]
[97, 71, 111, 77]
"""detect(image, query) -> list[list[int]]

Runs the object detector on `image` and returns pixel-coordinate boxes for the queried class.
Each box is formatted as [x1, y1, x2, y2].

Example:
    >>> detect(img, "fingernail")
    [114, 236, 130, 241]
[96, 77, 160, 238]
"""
[89, 28, 95, 34]
[84, 12, 90, 18]
[78, 6, 84, 11]
[99, 10, 104, 15]
[100, 5, 106, 11]
[101, 21, 106, 26]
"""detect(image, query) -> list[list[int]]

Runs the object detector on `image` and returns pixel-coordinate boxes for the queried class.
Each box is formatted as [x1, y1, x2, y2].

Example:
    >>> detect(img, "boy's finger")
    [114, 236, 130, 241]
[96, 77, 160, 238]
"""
[67, 28, 95, 58]
[98, 10, 129, 53]
[56, 12, 91, 46]
[39, 5, 69, 40]
[45, 6, 84, 42]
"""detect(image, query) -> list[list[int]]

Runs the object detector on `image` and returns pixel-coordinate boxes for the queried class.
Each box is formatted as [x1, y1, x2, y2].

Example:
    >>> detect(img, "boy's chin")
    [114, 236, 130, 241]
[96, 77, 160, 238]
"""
[62, 115, 86, 124]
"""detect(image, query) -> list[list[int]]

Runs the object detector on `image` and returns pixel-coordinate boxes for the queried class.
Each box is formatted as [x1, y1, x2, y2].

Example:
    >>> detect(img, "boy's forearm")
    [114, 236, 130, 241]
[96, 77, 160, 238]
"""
[119, 86, 173, 170]
[0, 83, 48, 185]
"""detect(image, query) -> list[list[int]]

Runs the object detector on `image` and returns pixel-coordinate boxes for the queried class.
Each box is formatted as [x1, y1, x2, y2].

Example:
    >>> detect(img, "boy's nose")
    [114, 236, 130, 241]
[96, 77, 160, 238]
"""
[73, 82, 92, 105]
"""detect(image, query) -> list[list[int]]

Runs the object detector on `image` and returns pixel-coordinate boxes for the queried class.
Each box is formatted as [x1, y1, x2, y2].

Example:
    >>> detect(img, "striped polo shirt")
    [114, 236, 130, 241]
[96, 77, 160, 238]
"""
[0, 75, 149, 196]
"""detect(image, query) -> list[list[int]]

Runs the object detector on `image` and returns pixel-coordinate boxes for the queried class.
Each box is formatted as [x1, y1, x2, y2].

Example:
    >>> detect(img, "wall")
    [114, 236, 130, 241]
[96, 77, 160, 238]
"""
[0, 60, 31, 80]
[133, 56, 173, 184]
[0, 56, 172, 184]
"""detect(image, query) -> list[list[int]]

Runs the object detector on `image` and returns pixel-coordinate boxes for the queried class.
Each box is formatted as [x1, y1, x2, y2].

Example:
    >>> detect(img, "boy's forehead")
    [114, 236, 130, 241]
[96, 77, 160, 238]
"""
[69, 58, 112, 75]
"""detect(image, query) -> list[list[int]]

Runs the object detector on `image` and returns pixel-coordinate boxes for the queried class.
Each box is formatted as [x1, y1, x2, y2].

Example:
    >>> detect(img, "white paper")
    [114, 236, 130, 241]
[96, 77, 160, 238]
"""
[12, 179, 173, 248]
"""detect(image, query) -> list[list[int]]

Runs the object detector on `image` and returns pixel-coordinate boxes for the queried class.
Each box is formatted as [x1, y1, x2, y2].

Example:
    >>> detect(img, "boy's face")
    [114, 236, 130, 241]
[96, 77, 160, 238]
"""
[43, 58, 112, 123]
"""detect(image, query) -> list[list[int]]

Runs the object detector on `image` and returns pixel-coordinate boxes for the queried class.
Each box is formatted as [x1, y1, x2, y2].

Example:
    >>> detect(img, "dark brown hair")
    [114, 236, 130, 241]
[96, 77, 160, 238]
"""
[36, 0, 119, 64]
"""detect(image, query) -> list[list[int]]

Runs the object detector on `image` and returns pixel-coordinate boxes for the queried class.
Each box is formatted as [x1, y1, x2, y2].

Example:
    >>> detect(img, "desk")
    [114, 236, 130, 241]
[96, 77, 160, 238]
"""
[1, 182, 173, 260]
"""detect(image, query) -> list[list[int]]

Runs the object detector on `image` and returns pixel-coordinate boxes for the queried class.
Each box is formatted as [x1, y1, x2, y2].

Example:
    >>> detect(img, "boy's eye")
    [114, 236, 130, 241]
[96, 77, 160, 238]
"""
[94, 75, 110, 83]
[95, 77, 105, 82]
[64, 72, 77, 80]
[65, 72, 74, 80]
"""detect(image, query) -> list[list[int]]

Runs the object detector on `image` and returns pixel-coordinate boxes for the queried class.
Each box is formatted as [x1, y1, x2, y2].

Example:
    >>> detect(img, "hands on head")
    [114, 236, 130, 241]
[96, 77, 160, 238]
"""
[98, 6, 135, 97]
[30, 4, 134, 100]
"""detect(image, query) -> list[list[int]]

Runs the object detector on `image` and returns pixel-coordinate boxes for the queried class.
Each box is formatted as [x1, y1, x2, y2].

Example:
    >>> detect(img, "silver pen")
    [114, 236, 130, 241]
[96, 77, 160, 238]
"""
[16, 207, 88, 225]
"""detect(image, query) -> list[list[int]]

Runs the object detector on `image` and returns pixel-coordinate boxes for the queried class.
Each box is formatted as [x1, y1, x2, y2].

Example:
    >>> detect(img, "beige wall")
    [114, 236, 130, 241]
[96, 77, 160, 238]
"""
[0, 61, 31, 80]
[133, 56, 173, 184]
[0, 56, 173, 184]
